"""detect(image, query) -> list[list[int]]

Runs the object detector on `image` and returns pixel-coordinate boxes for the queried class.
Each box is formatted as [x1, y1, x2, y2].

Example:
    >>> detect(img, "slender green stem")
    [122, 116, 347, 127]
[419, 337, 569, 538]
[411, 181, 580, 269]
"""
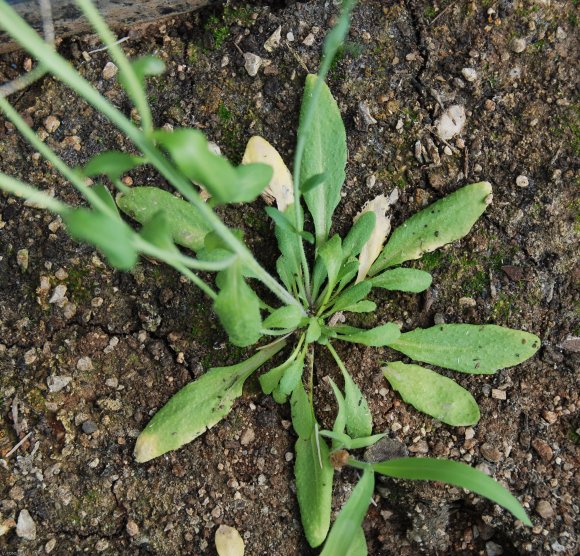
[0, 1, 303, 313]
[307, 343, 315, 407]
[76, 0, 153, 136]
[0, 173, 67, 213]
[0, 95, 112, 216]
[171, 263, 217, 300]
[326, 342, 348, 375]
[346, 458, 371, 471]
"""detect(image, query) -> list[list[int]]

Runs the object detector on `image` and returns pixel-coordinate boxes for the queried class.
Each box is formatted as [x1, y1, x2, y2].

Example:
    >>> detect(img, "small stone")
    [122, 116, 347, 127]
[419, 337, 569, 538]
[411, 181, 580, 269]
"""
[531, 438, 553, 462]
[542, 410, 557, 424]
[285, 452, 293, 462]
[10, 486, 24, 501]
[105, 377, 118, 388]
[485, 541, 504, 556]
[511, 38, 526, 53]
[558, 336, 580, 352]
[126, 520, 139, 537]
[465, 427, 475, 440]
[44, 115, 61, 133]
[358, 100, 377, 126]
[480, 443, 502, 463]
[24, 348, 37, 365]
[555, 26, 567, 40]
[435, 105, 466, 140]
[257, 474, 267, 485]
[91, 296, 104, 308]
[484, 99, 496, 111]
[63, 302, 77, 320]
[211, 506, 222, 519]
[443, 145, 452, 155]
[535, 500, 554, 519]
[461, 67, 477, 82]
[364, 437, 408, 462]
[302, 33, 316, 46]
[459, 297, 477, 307]
[264, 25, 282, 52]
[240, 428, 255, 446]
[286, 31, 294, 42]
[243, 53, 262, 77]
[82, 420, 98, 434]
[102, 61, 118, 80]
[515, 175, 529, 188]
[77, 356, 93, 371]
[95, 539, 109, 552]
[17, 249, 29, 271]
[45, 538, 57, 553]
[16, 509, 36, 540]
[49, 284, 67, 305]
[491, 389, 507, 400]
[215, 525, 245, 556]
[55, 268, 68, 280]
[408, 440, 429, 454]
[47, 375, 72, 393]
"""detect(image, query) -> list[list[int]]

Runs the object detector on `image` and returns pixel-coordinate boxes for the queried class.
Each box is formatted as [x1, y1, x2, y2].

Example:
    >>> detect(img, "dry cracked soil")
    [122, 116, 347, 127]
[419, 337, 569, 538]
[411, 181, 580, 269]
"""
[0, 0, 578, 554]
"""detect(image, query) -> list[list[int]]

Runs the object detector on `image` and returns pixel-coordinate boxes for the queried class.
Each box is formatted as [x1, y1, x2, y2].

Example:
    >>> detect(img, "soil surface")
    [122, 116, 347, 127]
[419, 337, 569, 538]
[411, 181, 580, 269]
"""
[0, 0, 578, 555]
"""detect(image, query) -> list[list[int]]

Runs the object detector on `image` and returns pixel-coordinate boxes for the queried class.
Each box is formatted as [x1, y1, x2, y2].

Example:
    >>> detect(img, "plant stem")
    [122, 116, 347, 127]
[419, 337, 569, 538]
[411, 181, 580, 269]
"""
[76, 0, 154, 136]
[0, 173, 67, 213]
[0, 1, 303, 314]
[326, 342, 348, 375]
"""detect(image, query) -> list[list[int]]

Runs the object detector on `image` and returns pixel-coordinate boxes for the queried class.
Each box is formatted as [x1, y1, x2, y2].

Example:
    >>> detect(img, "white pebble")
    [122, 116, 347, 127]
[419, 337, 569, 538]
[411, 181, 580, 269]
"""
[16, 509, 36, 540]
[511, 38, 526, 53]
[243, 53, 262, 77]
[435, 105, 466, 140]
[47, 375, 72, 393]
[461, 67, 478, 82]
[264, 25, 282, 52]
[77, 356, 93, 371]
[515, 175, 529, 187]
[102, 61, 118, 80]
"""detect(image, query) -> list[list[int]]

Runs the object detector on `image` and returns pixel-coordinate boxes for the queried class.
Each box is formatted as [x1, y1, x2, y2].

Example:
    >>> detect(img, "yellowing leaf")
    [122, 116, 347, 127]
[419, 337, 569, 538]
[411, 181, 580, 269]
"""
[355, 190, 398, 283]
[215, 525, 245, 556]
[242, 136, 294, 212]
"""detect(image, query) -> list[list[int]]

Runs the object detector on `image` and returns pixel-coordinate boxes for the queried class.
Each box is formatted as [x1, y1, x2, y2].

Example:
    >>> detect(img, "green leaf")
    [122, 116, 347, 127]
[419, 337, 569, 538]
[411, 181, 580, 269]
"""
[92, 183, 119, 216]
[276, 255, 296, 292]
[272, 387, 288, 404]
[334, 323, 401, 347]
[329, 281, 372, 314]
[279, 355, 305, 395]
[300, 74, 347, 246]
[390, 324, 541, 374]
[155, 129, 272, 204]
[213, 265, 263, 347]
[328, 378, 347, 447]
[371, 268, 432, 293]
[319, 429, 386, 451]
[371, 457, 531, 526]
[63, 208, 137, 270]
[306, 318, 322, 343]
[295, 432, 334, 547]
[120, 55, 165, 90]
[139, 211, 178, 253]
[383, 362, 480, 426]
[291, 380, 314, 438]
[343, 211, 376, 259]
[82, 151, 143, 182]
[369, 182, 493, 275]
[320, 468, 374, 556]
[349, 528, 369, 556]
[301, 172, 327, 194]
[342, 300, 377, 314]
[273, 206, 302, 289]
[259, 359, 289, 395]
[117, 187, 210, 252]
[134, 342, 284, 462]
[340, 363, 372, 439]
[318, 235, 343, 293]
[263, 305, 304, 330]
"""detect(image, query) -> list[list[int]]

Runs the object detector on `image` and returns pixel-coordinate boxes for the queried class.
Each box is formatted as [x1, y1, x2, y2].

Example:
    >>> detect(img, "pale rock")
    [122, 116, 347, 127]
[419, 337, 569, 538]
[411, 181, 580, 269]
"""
[215, 524, 245, 556]
[16, 509, 36, 540]
[511, 38, 526, 53]
[243, 53, 262, 77]
[44, 115, 60, 133]
[102, 61, 118, 80]
[435, 105, 466, 140]
[77, 356, 93, 371]
[47, 375, 72, 393]
[462, 67, 478, 82]
[264, 25, 282, 52]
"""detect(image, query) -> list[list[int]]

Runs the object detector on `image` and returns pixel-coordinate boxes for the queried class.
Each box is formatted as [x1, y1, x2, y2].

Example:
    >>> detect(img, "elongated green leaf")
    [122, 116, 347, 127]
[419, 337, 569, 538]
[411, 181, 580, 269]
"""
[259, 357, 292, 395]
[369, 182, 492, 275]
[329, 281, 372, 314]
[319, 429, 386, 451]
[343, 211, 376, 259]
[342, 300, 376, 314]
[301, 172, 327, 194]
[383, 362, 480, 426]
[117, 187, 210, 251]
[328, 378, 347, 449]
[372, 457, 531, 526]
[295, 432, 334, 547]
[334, 323, 401, 347]
[139, 210, 178, 253]
[291, 380, 314, 438]
[134, 342, 285, 462]
[214, 265, 263, 347]
[263, 305, 304, 330]
[300, 74, 347, 245]
[306, 318, 322, 343]
[318, 235, 343, 293]
[92, 183, 119, 216]
[320, 468, 374, 556]
[82, 151, 143, 182]
[372, 267, 432, 293]
[274, 206, 302, 288]
[279, 355, 305, 395]
[340, 365, 372, 439]
[156, 129, 271, 204]
[349, 528, 368, 556]
[63, 208, 137, 270]
[276, 255, 296, 292]
[390, 324, 541, 374]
